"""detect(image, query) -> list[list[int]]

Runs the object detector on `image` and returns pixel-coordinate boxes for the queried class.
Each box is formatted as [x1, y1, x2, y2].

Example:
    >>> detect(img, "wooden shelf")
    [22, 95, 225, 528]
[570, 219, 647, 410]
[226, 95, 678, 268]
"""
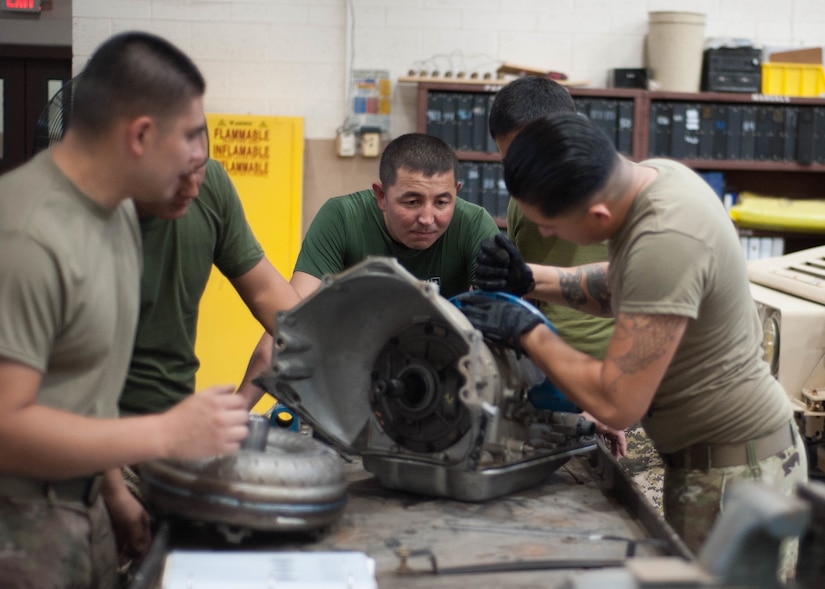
[680, 160, 825, 173]
[647, 90, 825, 106]
[413, 81, 825, 252]
[399, 75, 590, 89]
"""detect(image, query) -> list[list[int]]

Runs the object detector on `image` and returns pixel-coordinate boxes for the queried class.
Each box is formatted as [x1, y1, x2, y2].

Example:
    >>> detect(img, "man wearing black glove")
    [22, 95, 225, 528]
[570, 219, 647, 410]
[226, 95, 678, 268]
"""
[500, 112, 807, 576]
[484, 76, 624, 462]
[475, 233, 536, 296]
[454, 293, 544, 356]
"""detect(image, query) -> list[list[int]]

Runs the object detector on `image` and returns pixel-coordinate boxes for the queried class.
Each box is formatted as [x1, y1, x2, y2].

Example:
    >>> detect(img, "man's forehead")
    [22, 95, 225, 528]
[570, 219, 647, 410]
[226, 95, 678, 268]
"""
[396, 164, 453, 175]
[392, 167, 456, 184]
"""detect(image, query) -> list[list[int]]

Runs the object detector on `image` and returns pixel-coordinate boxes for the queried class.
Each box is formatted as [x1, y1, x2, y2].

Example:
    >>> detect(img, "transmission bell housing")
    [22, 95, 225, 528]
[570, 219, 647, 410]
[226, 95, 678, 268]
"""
[254, 257, 597, 502]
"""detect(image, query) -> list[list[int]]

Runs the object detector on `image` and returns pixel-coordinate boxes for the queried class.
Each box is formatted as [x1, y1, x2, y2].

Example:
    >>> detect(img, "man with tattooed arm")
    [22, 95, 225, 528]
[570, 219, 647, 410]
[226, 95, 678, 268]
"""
[458, 112, 807, 579]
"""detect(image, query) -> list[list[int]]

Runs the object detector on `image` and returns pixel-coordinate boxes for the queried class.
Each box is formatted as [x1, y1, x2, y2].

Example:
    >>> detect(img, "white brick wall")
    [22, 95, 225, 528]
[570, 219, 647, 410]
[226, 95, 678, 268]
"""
[68, 0, 825, 139]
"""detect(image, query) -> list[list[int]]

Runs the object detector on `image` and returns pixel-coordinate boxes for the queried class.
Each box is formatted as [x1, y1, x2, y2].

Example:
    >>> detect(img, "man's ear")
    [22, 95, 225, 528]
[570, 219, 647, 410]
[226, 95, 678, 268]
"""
[455, 181, 463, 193]
[125, 115, 155, 157]
[372, 182, 387, 211]
[587, 202, 612, 223]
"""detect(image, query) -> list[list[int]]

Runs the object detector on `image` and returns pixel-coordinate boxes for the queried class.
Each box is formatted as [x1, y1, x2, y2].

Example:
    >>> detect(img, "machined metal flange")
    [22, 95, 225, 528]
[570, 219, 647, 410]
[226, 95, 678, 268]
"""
[139, 428, 346, 537]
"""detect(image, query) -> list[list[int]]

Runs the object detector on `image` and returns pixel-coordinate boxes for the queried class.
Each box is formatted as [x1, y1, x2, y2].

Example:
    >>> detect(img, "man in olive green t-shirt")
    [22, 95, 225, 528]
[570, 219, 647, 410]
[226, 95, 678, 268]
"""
[485, 76, 614, 361]
[244, 133, 500, 390]
[479, 77, 624, 460]
[291, 133, 499, 299]
[119, 159, 300, 416]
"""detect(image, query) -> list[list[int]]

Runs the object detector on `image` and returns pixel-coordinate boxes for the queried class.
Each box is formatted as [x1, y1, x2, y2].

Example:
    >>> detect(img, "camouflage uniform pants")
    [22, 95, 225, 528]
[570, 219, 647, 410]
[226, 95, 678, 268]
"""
[0, 495, 118, 589]
[663, 425, 808, 582]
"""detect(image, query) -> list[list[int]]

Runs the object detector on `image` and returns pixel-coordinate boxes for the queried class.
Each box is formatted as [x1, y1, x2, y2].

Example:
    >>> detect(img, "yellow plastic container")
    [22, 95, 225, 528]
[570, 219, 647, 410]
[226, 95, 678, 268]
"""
[730, 192, 825, 233]
[761, 62, 825, 97]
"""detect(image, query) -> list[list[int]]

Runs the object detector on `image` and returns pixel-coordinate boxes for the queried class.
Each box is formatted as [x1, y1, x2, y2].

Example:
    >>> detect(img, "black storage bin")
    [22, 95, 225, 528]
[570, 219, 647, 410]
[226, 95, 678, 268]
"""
[701, 47, 762, 93]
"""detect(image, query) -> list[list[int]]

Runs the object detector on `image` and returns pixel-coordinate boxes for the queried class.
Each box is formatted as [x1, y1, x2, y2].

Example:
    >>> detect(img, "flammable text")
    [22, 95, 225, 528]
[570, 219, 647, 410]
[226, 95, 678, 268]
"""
[214, 158, 270, 176]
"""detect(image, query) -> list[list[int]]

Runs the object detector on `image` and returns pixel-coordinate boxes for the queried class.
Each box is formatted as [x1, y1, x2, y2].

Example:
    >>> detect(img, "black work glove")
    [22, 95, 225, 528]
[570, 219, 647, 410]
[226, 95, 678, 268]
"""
[455, 293, 544, 356]
[475, 233, 536, 296]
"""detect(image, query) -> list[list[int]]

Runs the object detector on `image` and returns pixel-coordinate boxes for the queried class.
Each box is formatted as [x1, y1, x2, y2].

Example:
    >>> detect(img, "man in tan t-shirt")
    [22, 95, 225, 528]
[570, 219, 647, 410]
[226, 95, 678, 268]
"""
[0, 32, 250, 589]
[457, 112, 807, 576]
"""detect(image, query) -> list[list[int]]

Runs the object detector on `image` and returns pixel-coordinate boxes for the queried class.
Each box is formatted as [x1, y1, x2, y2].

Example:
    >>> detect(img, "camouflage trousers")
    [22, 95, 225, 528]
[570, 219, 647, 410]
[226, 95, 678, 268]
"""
[0, 495, 118, 589]
[663, 425, 808, 582]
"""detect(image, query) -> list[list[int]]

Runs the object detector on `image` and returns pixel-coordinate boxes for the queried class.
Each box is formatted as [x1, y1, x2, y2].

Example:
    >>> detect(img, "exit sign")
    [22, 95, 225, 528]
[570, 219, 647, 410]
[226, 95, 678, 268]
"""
[2, 0, 42, 12]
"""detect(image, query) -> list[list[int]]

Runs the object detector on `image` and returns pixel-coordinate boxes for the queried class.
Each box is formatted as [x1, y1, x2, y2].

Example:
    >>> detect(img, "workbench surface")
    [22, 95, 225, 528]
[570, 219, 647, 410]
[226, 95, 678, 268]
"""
[157, 447, 689, 589]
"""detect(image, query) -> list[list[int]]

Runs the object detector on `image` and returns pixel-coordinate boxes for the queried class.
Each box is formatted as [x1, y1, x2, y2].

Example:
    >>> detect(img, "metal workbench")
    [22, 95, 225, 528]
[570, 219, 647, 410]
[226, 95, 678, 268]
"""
[134, 443, 692, 589]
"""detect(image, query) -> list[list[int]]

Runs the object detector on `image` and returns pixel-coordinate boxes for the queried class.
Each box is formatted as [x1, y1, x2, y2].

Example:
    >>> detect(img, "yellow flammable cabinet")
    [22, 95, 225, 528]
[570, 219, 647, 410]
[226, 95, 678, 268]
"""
[195, 114, 303, 412]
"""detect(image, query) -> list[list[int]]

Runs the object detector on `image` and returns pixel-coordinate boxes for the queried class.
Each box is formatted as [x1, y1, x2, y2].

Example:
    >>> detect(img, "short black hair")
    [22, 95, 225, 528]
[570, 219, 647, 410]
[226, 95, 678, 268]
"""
[504, 113, 619, 218]
[488, 76, 576, 140]
[379, 133, 459, 188]
[71, 31, 206, 137]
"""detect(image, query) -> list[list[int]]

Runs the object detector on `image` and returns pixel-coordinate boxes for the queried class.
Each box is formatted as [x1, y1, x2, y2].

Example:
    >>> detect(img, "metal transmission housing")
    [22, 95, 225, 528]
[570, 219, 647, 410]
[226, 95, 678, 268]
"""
[255, 257, 596, 502]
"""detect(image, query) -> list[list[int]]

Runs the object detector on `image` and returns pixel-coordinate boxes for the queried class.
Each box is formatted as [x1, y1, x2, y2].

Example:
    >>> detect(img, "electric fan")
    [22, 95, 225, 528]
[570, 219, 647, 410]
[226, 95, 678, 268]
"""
[31, 74, 210, 157]
[31, 75, 79, 155]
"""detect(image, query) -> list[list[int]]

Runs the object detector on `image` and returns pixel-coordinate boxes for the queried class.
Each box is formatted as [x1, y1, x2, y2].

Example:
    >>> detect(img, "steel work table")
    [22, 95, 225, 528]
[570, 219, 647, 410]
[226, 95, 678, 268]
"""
[134, 444, 691, 589]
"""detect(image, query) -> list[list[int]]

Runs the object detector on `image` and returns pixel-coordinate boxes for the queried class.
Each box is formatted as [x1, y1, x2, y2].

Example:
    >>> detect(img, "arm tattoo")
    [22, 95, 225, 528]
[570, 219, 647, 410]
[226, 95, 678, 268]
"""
[612, 314, 683, 375]
[585, 265, 611, 314]
[557, 267, 588, 309]
[557, 265, 611, 313]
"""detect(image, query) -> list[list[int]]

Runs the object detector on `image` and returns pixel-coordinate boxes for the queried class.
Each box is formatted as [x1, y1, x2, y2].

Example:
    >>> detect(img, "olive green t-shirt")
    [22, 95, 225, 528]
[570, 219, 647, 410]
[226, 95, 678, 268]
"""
[609, 160, 791, 453]
[507, 199, 614, 359]
[119, 160, 264, 415]
[294, 190, 500, 298]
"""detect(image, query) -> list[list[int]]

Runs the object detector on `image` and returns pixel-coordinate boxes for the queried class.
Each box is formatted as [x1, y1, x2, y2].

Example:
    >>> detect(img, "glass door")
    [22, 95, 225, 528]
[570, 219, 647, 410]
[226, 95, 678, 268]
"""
[0, 46, 71, 174]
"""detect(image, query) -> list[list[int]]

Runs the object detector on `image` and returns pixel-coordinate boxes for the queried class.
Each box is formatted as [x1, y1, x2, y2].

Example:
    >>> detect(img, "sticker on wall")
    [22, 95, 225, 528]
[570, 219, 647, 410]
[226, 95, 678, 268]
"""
[210, 117, 276, 177]
[348, 69, 391, 134]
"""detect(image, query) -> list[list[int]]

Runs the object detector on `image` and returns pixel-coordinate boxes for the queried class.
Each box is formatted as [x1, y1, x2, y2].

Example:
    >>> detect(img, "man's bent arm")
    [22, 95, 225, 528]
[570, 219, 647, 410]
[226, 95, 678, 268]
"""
[520, 311, 687, 429]
[231, 257, 301, 334]
[237, 270, 322, 408]
[231, 257, 301, 408]
[0, 359, 249, 479]
[235, 332, 274, 410]
[528, 261, 612, 317]
[290, 270, 322, 299]
[236, 269, 319, 408]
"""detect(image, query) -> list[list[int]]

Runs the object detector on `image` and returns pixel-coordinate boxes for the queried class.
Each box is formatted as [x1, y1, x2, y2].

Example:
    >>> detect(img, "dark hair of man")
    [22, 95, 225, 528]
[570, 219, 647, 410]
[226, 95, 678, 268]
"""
[70, 31, 206, 138]
[504, 113, 619, 218]
[488, 76, 576, 140]
[378, 133, 459, 188]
